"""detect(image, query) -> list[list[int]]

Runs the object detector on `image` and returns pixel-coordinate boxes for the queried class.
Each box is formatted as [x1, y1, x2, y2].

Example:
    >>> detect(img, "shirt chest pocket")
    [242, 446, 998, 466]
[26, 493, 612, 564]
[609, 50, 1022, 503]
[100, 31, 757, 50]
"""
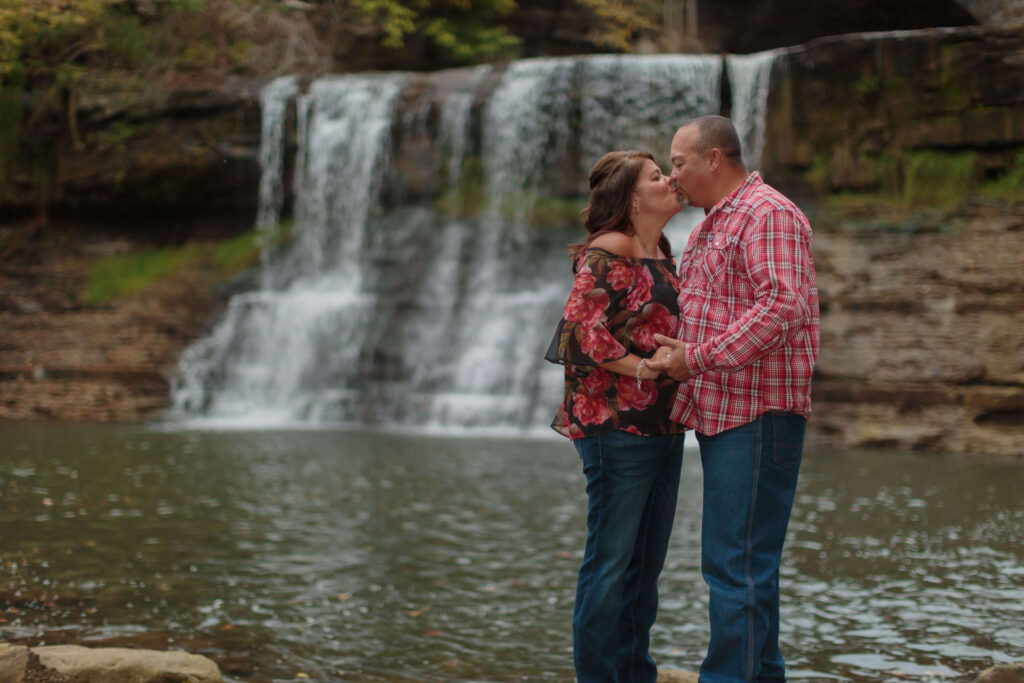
[684, 233, 737, 285]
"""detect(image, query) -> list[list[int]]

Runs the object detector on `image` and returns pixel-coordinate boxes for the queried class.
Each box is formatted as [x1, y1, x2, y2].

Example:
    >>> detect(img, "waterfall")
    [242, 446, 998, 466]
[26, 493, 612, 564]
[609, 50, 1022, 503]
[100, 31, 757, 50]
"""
[172, 74, 410, 424]
[170, 53, 776, 433]
[726, 50, 780, 171]
[255, 76, 298, 234]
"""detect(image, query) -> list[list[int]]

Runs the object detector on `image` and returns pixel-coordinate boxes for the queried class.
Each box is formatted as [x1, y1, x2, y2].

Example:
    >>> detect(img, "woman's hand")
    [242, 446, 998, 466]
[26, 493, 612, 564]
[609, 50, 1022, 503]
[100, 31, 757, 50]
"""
[639, 359, 660, 381]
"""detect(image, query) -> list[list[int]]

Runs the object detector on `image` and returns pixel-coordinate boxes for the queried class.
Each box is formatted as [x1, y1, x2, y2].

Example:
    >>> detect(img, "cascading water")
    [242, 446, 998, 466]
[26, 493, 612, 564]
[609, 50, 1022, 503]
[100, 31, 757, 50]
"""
[726, 50, 780, 171]
[172, 74, 410, 424]
[170, 53, 776, 433]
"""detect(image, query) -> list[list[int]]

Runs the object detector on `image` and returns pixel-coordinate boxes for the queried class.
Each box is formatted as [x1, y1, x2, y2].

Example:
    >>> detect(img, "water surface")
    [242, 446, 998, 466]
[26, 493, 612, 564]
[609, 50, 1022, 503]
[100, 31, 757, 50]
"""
[1, 424, 1022, 681]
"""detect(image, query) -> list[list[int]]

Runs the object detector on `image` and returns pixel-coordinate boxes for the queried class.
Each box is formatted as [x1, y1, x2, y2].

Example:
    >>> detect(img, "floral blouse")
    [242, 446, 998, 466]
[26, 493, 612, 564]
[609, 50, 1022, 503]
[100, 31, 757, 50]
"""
[545, 247, 685, 439]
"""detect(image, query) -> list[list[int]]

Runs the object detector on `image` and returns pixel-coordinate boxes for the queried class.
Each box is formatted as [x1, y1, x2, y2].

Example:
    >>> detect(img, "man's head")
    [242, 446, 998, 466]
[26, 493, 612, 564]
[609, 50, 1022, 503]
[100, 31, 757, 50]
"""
[669, 115, 748, 209]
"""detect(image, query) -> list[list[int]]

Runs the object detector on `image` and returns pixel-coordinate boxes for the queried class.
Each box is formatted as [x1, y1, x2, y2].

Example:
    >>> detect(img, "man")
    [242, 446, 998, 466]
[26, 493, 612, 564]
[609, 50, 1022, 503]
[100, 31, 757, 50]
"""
[646, 115, 820, 683]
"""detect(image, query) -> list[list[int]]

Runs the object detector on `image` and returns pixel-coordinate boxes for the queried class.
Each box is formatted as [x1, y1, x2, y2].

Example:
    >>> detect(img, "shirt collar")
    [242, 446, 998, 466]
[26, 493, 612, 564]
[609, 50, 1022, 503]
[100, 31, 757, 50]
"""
[703, 172, 762, 219]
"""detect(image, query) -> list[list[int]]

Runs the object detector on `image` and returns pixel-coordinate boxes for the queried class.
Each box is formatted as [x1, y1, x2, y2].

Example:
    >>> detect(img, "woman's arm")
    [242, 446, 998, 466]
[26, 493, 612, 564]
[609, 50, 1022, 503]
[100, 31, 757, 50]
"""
[600, 353, 660, 381]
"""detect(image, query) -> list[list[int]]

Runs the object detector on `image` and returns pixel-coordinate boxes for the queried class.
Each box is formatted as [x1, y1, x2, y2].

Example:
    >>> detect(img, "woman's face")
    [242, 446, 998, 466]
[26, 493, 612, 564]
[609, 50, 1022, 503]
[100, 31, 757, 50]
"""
[633, 159, 681, 220]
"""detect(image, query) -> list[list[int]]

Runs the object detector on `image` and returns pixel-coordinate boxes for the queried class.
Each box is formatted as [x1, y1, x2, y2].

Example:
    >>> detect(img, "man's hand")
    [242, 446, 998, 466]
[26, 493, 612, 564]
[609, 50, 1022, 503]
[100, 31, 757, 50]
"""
[646, 333, 692, 382]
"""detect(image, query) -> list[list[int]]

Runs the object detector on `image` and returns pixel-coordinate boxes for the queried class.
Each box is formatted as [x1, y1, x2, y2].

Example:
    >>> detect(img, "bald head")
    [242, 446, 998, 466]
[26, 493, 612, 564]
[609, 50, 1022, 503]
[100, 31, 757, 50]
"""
[678, 115, 744, 167]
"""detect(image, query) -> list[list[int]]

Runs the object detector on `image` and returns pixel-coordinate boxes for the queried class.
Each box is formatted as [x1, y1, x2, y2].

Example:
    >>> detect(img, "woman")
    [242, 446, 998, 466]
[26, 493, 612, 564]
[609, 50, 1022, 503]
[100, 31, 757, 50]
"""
[545, 151, 686, 682]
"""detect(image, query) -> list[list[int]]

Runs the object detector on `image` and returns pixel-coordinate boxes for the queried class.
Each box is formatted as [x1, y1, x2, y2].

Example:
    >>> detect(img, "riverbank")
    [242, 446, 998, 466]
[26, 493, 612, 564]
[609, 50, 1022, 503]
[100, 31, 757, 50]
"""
[0, 222, 242, 422]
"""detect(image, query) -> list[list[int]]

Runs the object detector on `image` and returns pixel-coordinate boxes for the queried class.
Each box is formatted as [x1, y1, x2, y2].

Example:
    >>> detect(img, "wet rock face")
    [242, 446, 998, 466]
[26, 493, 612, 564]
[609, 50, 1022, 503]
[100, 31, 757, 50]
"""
[5, 79, 264, 243]
[957, 0, 1024, 24]
[700, 0, 978, 53]
[763, 25, 1024, 199]
[809, 205, 1024, 455]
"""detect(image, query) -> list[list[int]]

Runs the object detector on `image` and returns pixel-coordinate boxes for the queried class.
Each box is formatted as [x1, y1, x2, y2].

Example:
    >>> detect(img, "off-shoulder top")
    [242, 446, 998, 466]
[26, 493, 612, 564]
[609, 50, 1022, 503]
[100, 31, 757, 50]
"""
[544, 247, 685, 439]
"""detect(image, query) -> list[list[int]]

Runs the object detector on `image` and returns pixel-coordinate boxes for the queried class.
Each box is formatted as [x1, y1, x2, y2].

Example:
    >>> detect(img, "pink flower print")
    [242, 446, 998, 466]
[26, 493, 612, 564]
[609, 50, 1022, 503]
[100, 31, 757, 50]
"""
[622, 425, 643, 435]
[570, 264, 596, 298]
[579, 367, 612, 394]
[564, 288, 609, 327]
[628, 302, 678, 352]
[606, 259, 633, 291]
[616, 374, 658, 412]
[579, 326, 623, 363]
[572, 391, 612, 426]
[624, 265, 654, 311]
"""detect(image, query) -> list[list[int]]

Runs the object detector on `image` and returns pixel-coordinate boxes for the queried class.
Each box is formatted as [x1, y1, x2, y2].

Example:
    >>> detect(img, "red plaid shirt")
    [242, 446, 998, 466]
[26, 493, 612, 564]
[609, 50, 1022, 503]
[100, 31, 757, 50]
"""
[671, 173, 820, 435]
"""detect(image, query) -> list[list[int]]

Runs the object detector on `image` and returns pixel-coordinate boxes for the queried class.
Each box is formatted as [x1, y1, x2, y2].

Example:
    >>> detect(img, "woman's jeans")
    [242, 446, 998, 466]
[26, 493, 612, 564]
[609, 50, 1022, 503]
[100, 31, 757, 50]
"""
[572, 430, 685, 683]
[696, 411, 805, 683]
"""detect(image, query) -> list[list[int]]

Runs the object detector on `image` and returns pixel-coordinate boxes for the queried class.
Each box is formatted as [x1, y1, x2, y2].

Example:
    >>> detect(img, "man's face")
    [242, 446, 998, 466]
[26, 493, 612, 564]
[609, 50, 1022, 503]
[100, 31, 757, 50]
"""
[669, 125, 710, 209]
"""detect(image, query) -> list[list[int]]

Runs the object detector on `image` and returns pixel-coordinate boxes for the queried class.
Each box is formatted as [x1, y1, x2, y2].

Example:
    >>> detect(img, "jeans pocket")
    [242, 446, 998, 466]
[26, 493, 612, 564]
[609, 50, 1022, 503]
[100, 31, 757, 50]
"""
[769, 411, 805, 469]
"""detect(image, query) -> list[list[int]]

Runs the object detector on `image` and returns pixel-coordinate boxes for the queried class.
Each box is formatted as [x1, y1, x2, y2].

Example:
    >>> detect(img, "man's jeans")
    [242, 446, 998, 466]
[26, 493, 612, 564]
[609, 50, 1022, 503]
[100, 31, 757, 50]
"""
[696, 411, 805, 683]
[572, 430, 685, 683]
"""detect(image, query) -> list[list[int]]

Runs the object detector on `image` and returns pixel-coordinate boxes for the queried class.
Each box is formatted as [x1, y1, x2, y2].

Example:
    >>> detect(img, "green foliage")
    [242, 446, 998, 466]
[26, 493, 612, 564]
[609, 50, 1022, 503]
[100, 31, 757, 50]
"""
[349, 0, 522, 62]
[91, 120, 137, 151]
[806, 155, 831, 194]
[0, 1, 105, 82]
[902, 150, 976, 208]
[530, 195, 586, 228]
[852, 74, 880, 102]
[423, 18, 522, 62]
[354, 0, 420, 49]
[213, 230, 261, 273]
[85, 245, 202, 303]
[817, 149, 1024, 213]
[84, 222, 293, 303]
[97, 12, 153, 69]
[344, 0, 654, 63]
[214, 221, 294, 273]
[980, 151, 1024, 203]
[575, 0, 658, 52]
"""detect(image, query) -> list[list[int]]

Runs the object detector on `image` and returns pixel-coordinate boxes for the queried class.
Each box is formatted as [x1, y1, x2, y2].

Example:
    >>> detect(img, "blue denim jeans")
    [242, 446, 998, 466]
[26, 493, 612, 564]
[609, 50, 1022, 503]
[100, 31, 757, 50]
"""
[572, 430, 686, 683]
[696, 411, 805, 683]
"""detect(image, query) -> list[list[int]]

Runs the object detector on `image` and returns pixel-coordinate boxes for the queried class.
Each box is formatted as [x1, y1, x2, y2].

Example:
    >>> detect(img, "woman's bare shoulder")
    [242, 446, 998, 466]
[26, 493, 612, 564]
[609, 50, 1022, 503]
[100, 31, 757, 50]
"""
[588, 232, 633, 257]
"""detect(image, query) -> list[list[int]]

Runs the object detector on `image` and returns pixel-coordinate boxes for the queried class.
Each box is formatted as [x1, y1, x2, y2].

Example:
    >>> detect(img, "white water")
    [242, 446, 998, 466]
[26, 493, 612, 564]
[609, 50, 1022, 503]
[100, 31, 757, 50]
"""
[726, 50, 780, 171]
[171, 54, 767, 432]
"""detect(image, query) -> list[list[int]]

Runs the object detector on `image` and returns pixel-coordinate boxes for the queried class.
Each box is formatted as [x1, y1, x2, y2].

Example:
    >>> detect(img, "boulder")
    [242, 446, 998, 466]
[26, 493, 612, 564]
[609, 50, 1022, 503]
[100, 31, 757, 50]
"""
[26, 645, 222, 683]
[658, 669, 700, 682]
[974, 663, 1024, 683]
[0, 645, 69, 683]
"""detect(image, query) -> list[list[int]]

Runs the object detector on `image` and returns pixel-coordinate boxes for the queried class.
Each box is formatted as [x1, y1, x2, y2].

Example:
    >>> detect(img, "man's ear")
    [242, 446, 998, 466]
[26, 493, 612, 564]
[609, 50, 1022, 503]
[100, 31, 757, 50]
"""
[706, 147, 722, 172]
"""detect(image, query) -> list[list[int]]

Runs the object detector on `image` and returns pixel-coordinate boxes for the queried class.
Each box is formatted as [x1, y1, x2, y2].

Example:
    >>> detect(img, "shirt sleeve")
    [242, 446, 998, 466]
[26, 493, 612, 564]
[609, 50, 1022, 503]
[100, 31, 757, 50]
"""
[545, 250, 631, 367]
[685, 208, 814, 374]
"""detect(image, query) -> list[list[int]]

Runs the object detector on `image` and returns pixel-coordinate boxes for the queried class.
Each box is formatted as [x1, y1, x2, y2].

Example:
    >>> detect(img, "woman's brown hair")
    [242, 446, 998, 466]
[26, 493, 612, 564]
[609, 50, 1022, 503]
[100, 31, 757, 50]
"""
[569, 151, 672, 272]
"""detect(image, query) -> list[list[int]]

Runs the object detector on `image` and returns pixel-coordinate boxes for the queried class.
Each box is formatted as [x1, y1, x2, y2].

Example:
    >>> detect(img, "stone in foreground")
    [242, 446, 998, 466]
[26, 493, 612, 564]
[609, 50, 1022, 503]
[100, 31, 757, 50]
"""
[0, 645, 69, 683]
[974, 663, 1024, 683]
[22, 645, 222, 683]
[658, 669, 699, 682]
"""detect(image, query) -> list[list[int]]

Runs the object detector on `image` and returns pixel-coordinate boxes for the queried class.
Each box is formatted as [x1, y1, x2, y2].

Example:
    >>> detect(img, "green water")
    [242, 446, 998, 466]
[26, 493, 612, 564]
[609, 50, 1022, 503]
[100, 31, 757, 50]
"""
[1, 424, 1022, 681]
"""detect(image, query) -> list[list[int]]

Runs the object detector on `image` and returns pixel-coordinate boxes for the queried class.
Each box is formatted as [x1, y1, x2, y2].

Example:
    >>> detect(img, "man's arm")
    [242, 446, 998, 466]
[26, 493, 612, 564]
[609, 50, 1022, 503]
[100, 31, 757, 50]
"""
[684, 208, 813, 375]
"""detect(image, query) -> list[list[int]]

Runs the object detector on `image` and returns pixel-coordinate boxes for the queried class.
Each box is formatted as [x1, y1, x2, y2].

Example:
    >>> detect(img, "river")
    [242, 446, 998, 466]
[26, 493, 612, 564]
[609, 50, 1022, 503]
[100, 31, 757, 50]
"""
[2, 424, 1021, 681]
